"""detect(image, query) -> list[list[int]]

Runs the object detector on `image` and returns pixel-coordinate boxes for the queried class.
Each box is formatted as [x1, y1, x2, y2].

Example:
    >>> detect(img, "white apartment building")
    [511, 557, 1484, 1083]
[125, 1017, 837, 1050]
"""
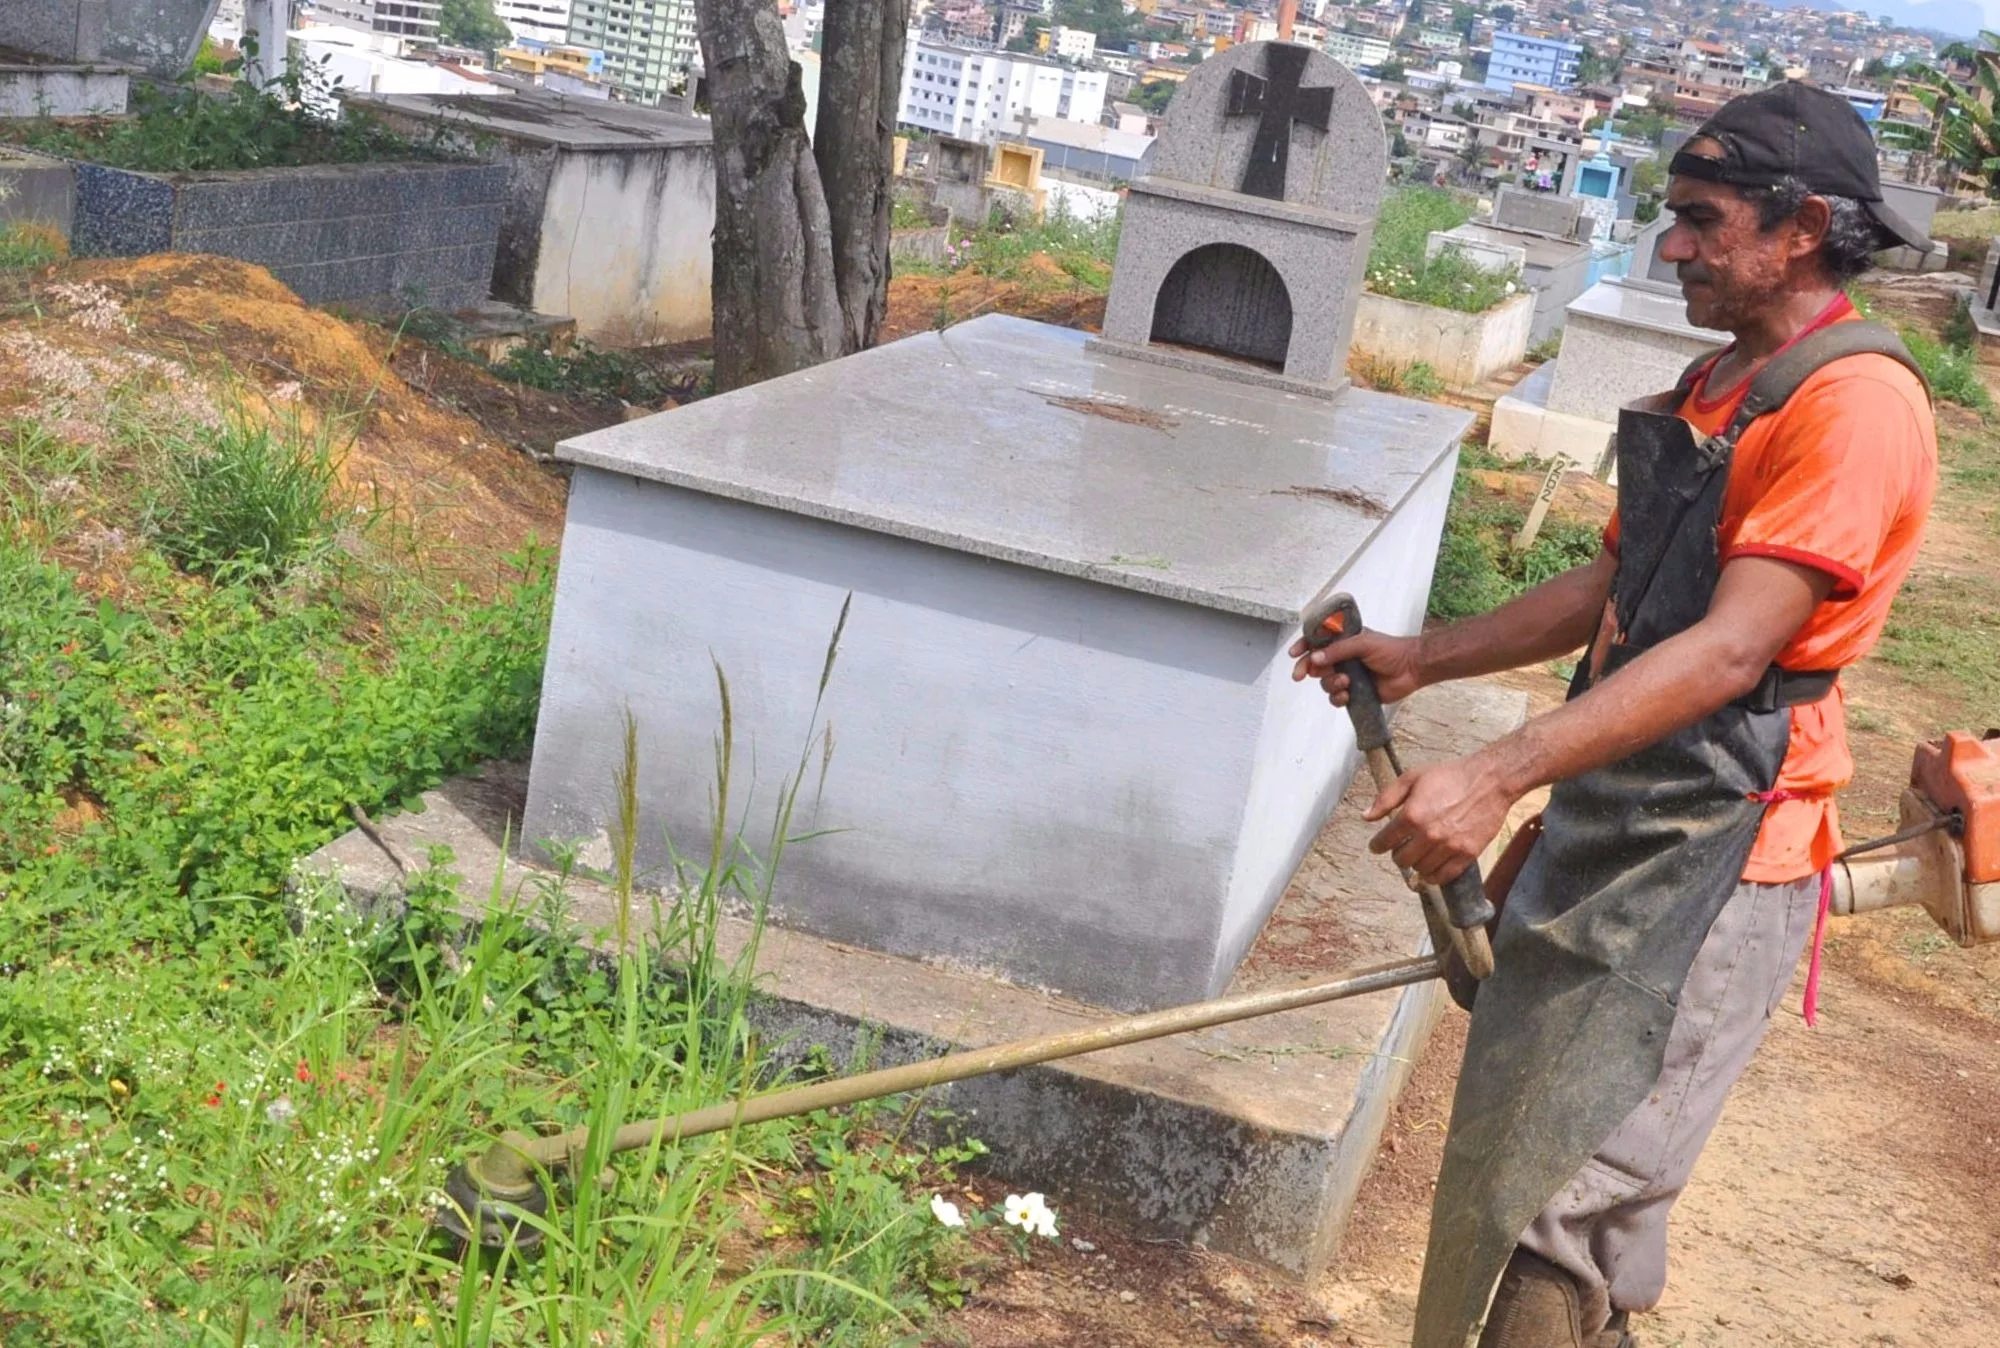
[899, 41, 1109, 139]
[1322, 30, 1392, 70]
[566, 0, 698, 102]
[1052, 25, 1096, 62]
[494, 0, 572, 44]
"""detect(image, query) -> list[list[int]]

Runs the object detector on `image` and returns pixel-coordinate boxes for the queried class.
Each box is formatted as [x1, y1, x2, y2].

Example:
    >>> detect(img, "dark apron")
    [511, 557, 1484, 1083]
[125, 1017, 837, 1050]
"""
[1411, 402, 1792, 1347]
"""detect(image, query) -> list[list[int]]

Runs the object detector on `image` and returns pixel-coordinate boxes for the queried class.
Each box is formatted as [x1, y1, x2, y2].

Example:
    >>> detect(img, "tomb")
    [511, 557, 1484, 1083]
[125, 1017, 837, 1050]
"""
[346, 90, 716, 346]
[523, 41, 1472, 1015]
[0, 0, 138, 119]
[1875, 179, 1947, 272]
[1094, 41, 1386, 396]
[1490, 272, 1727, 467]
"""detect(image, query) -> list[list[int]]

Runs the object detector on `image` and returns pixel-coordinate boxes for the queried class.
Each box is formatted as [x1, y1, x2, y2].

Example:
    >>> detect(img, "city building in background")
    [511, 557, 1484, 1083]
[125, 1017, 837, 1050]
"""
[899, 39, 1108, 140]
[494, 0, 573, 45]
[1486, 31, 1584, 93]
[567, 0, 698, 102]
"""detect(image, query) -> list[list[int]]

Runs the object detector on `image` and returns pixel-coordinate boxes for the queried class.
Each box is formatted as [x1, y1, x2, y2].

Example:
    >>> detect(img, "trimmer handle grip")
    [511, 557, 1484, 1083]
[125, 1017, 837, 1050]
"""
[1301, 591, 1390, 753]
[1441, 867, 1497, 942]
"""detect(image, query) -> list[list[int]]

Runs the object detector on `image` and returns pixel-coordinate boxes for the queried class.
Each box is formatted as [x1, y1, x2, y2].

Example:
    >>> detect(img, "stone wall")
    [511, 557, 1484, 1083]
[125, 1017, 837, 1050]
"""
[70, 160, 506, 310]
[1351, 290, 1534, 388]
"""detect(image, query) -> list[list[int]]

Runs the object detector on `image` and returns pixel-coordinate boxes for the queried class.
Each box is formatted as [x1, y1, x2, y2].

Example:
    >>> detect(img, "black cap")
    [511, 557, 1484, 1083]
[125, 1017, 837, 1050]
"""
[1667, 79, 1927, 252]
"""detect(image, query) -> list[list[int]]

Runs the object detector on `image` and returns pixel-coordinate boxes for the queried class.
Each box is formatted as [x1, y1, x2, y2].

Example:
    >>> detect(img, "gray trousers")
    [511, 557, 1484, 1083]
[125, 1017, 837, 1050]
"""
[1518, 875, 1822, 1335]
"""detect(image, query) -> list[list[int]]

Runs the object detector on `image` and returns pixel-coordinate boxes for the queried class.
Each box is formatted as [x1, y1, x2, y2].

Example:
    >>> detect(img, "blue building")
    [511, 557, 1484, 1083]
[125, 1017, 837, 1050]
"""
[1485, 31, 1584, 93]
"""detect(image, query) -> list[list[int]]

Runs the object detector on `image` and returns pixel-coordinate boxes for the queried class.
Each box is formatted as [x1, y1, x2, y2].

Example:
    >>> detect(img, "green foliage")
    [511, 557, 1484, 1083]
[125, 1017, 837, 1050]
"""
[1902, 325, 1993, 412]
[439, 0, 514, 50]
[1366, 187, 1521, 314]
[1880, 36, 2000, 195]
[764, 1102, 990, 1338]
[191, 34, 229, 75]
[0, 392, 995, 1340]
[490, 338, 677, 404]
[1131, 79, 1177, 115]
[142, 413, 344, 582]
[959, 204, 1122, 293]
[1428, 458, 1604, 621]
[9, 57, 445, 173]
[1052, 0, 1149, 46]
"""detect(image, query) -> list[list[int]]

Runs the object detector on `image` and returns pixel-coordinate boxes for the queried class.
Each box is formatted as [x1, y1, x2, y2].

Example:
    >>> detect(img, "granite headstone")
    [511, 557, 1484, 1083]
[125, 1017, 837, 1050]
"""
[1096, 41, 1387, 396]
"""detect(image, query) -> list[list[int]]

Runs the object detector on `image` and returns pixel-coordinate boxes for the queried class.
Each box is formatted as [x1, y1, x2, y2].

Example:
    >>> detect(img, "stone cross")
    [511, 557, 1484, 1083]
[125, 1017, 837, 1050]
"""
[1225, 43, 1335, 200]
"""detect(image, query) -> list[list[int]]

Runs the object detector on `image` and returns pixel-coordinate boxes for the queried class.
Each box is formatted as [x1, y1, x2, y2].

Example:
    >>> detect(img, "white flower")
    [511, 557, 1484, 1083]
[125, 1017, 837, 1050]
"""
[1003, 1191, 1058, 1239]
[265, 1096, 297, 1125]
[930, 1194, 965, 1227]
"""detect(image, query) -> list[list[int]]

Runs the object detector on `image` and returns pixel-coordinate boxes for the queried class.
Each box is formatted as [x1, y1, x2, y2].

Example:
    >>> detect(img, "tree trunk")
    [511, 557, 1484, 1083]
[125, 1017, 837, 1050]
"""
[814, 0, 910, 353]
[693, 0, 845, 392]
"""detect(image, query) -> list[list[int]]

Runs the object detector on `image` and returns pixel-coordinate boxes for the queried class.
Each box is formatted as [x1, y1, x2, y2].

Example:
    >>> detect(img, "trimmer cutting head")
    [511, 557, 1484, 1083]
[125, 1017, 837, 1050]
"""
[436, 1139, 549, 1249]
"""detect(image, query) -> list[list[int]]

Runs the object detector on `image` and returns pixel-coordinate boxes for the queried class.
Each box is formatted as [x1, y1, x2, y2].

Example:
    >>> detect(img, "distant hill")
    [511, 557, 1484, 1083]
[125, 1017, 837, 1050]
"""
[1775, 0, 1985, 40]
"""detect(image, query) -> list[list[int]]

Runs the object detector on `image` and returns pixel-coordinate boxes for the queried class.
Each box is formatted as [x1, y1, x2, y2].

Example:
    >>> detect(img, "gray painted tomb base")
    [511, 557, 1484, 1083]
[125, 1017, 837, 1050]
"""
[302, 679, 1528, 1276]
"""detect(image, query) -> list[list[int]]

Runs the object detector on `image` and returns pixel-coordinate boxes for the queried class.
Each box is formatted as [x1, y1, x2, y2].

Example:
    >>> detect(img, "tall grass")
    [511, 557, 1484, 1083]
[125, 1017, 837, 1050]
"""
[143, 412, 346, 581]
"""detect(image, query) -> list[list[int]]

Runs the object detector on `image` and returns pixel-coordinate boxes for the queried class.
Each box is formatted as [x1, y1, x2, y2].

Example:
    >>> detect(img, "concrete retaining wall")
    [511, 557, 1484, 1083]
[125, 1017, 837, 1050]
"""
[69, 159, 506, 309]
[1352, 289, 1534, 388]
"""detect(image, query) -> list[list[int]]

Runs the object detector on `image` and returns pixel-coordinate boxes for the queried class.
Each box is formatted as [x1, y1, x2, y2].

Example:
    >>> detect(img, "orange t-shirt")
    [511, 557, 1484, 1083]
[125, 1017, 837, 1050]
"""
[1601, 297, 1937, 883]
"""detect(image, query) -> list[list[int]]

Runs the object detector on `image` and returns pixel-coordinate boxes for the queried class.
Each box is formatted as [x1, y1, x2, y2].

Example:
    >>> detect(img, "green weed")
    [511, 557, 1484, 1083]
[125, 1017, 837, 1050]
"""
[142, 412, 346, 582]
[8, 55, 444, 173]
[959, 204, 1120, 292]
[0, 386, 996, 1342]
[489, 338, 676, 405]
[1878, 569, 2000, 721]
[1902, 326, 1993, 413]
[1365, 187, 1521, 315]
[1428, 459, 1604, 621]
[0, 222, 64, 270]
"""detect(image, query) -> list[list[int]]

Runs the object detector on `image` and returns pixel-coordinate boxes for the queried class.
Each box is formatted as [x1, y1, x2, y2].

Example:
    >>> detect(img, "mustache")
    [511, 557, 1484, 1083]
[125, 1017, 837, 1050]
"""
[1677, 264, 1712, 285]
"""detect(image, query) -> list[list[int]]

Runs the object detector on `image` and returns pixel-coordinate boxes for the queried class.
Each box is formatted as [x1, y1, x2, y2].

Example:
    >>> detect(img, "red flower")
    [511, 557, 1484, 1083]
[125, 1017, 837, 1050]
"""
[25, 1142, 38, 1155]
[295, 1060, 312, 1084]
[204, 1094, 220, 1107]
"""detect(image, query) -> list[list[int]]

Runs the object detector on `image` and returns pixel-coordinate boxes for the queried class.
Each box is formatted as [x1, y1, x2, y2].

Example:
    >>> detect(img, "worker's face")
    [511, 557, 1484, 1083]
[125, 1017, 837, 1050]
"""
[1657, 139, 1826, 333]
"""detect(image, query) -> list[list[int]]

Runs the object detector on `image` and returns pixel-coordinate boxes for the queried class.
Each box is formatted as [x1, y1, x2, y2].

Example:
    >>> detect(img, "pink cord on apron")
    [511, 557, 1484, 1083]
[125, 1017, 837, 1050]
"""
[1749, 788, 1833, 1026]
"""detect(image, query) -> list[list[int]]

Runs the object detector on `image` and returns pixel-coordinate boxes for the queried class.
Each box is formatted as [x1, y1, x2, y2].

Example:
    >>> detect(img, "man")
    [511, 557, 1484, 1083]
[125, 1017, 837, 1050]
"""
[1292, 83, 1937, 1347]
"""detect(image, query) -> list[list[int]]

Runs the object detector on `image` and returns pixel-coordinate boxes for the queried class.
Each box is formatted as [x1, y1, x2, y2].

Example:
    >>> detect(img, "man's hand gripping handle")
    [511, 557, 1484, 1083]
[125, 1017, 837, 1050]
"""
[1302, 593, 1497, 981]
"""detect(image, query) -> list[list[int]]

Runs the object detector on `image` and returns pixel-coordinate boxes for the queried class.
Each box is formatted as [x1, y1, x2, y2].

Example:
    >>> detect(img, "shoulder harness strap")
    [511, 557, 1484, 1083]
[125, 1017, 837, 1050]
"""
[1718, 320, 1932, 447]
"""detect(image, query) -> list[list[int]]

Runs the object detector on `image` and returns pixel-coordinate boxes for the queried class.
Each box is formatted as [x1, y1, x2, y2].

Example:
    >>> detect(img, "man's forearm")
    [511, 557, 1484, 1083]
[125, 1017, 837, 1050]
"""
[1418, 552, 1613, 686]
[1478, 556, 1835, 798]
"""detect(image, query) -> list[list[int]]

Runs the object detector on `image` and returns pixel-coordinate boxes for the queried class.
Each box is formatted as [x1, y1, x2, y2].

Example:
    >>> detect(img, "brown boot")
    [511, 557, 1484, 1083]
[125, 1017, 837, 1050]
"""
[1476, 1249, 1628, 1348]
